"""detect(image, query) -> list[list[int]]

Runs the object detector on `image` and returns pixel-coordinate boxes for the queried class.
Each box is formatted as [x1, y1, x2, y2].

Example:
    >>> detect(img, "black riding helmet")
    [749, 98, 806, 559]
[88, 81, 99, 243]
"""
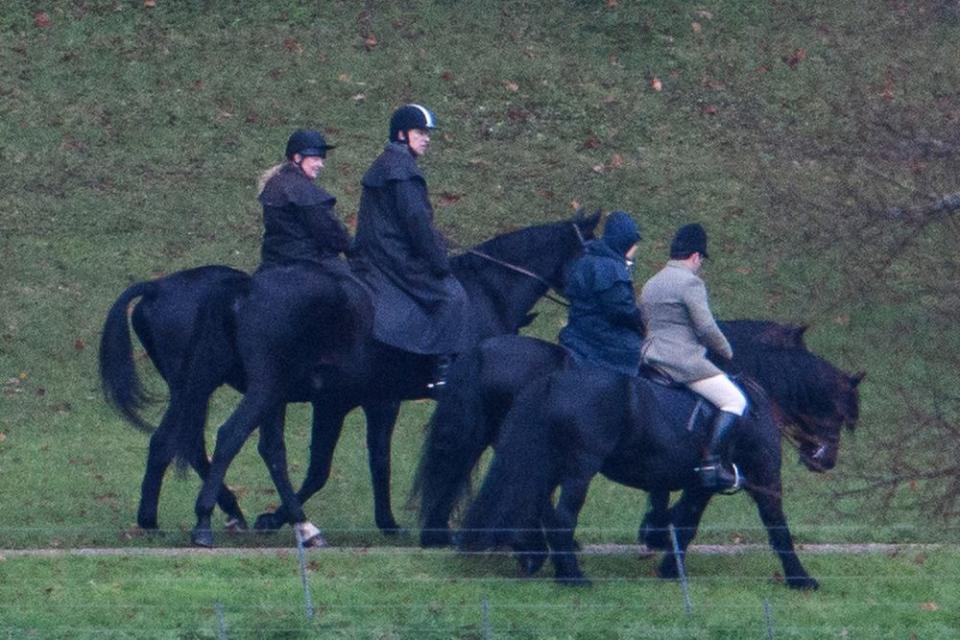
[389, 104, 437, 142]
[670, 223, 709, 259]
[285, 129, 336, 159]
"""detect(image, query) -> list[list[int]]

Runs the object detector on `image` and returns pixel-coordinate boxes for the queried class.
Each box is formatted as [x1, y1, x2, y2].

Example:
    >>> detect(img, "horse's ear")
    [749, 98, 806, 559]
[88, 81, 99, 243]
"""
[849, 371, 866, 387]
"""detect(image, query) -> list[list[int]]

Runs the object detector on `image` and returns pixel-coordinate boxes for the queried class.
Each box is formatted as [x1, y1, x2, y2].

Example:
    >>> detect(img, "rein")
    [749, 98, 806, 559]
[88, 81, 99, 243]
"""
[465, 249, 570, 307]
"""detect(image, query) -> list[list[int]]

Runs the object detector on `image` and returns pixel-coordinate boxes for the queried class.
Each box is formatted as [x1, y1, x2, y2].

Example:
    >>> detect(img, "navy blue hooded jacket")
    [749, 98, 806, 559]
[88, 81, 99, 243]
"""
[558, 211, 643, 375]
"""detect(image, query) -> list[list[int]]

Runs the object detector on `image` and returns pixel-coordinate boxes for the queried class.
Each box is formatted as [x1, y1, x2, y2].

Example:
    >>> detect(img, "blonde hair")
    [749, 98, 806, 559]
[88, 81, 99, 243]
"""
[257, 162, 286, 196]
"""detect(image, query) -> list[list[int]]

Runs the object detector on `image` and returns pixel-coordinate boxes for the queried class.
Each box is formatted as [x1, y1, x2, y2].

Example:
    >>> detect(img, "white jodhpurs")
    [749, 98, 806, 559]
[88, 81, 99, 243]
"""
[688, 374, 748, 416]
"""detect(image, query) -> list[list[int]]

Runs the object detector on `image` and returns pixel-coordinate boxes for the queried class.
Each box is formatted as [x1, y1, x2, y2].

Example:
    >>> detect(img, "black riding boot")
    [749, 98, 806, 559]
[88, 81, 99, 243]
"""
[426, 354, 453, 391]
[697, 410, 742, 493]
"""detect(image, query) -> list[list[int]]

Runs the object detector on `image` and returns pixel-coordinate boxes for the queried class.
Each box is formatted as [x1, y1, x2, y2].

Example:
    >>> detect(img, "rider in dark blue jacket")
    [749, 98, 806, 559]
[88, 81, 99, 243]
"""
[558, 210, 643, 375]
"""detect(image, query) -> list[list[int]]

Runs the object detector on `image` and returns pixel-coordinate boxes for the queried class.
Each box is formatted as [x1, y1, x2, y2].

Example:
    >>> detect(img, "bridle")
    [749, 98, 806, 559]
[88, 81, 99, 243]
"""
[461, 222, 588, 308]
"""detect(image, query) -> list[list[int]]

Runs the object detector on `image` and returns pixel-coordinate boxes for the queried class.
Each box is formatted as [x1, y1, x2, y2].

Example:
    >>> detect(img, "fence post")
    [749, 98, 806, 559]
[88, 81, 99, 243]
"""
[482, 596, 492, 640]
[669, 524, 692, 615]
[214, 601, 228, 640]
[763, 598, 775, 639]
[294, 529, 316, 620]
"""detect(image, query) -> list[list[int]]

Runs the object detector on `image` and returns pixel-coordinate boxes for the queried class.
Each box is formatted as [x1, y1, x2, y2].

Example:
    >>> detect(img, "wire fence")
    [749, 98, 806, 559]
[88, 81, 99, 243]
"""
[1, 523, 957, 639]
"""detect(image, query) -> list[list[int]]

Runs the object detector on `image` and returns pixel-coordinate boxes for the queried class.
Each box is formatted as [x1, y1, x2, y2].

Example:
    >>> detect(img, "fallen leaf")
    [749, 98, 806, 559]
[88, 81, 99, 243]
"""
[608, 153, 625, 169]
[783, 48, 806, 69]
[650, 76, 663, 91]
[352, 93, 366, 101]
[34, 11, 52, 28]
[691, 21, 702, 34]
[581, 136, 601, 150]
[701, 104, 718, 115]
[605, 0, 618, 7]
[695, 10, 714, 19]
[74, 339, 86, 351]
[504, 81, 519, 92]
[440, 71, 455, 81]
[18, 372, 28, 381]
[437, 192, 463, 206]
[338, 73, 351, 82]
[283, 37, 304, 54]
[144, 0, 156, 7]
[592, 164, 605, 174]
[920, 601, 939, 612]
[363, 33, 378, 51]
[0, 433, 6, 444]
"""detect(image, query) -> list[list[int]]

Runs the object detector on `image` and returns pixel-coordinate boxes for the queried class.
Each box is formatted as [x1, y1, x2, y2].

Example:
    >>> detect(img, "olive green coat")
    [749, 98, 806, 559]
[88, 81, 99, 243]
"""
[639, 260, 732, 383]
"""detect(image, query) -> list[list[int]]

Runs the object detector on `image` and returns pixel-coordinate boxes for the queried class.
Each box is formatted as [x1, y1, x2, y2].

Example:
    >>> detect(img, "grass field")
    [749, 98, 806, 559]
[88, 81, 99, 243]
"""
[2, 0, 960, 637]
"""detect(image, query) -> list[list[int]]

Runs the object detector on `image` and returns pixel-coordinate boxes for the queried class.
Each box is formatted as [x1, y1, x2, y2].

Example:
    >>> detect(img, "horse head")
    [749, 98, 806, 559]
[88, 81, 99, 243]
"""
[786, 367, 863, 472]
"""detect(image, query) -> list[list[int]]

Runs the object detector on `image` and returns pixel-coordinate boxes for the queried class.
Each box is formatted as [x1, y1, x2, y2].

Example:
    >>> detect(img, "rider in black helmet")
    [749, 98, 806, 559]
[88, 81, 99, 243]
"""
[351, 104, 468, 389]
[257, 129, 351, 271]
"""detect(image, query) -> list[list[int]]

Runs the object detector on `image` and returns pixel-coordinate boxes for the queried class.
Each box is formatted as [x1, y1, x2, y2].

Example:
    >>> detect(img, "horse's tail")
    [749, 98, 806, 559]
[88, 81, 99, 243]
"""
[458, 374, 557, 551]
[98, 280, 159, 433]
[411, 342, 491, 542]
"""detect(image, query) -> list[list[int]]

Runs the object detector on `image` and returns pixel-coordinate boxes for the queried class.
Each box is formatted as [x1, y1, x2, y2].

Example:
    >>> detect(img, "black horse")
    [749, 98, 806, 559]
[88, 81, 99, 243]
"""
[414, 332, 863, 586]
[99, 212, 601, 544]
[414, 327, 862, 549]
[455, 358, 846, 588]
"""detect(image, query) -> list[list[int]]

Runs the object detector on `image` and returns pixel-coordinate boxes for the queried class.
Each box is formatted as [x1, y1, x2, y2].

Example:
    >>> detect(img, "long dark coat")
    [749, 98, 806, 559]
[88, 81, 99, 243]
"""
[258, 163, 350, 269]
[558, 239, 644, 375]
[351, 143, 467, 355]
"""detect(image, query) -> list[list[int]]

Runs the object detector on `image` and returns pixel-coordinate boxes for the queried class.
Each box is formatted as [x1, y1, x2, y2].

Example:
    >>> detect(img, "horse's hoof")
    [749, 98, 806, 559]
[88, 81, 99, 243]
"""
[786, 575, 820, 590]
[420, 529, 452, 548]
[657, 560, 679, 580]
[191, 528, 214, 548]
[294, 522, 328, 548]
[254, 512, 284, 532]
[224, 516, 248, 532]
[302, 533, 329, 548]
[639, 525, 670, 551]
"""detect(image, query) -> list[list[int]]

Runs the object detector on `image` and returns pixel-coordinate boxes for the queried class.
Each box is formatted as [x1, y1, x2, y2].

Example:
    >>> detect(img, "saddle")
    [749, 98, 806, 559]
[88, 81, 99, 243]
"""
[638, 364, 716, 433]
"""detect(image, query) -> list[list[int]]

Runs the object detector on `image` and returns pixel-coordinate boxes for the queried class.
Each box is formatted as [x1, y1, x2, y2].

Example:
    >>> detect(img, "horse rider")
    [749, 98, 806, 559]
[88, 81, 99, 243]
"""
[257, 128, 351, 275]
[558, 210, 644, 376]
[350, 104, 468, 388]
[639, 223, 747, 492]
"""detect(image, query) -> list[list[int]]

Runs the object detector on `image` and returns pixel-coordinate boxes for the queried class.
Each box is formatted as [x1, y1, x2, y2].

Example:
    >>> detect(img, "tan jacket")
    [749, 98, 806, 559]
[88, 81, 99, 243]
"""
[639, 261, 732, 383]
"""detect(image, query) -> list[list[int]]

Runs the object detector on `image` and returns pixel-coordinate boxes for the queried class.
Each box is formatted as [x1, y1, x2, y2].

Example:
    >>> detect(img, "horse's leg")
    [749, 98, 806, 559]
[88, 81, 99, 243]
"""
[545, 475, 594, 586]
[656, 488, 713, 581]
[190, 435, 247, 532]
[136, 420, 175, 531]
[638, 490, 672, 550]
[363, 400, 404, 535]
[137, 389, 245, 532]
[191, 391, 272, 548]
[749, 484, 819, 590]
[253, 404, 325, 546]
[255, 400, 351, 532]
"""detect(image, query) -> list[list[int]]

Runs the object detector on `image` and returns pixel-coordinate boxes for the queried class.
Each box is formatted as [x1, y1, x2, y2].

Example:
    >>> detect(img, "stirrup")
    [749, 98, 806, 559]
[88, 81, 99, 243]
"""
[696, 461, 743, 495]
[426, 379, 446, 390]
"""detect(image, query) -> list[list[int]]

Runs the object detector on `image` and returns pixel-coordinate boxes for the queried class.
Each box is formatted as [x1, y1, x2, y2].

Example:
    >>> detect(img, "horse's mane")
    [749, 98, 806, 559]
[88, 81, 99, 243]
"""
[449, 217, 576, 275]
[730, 343, 857, 430]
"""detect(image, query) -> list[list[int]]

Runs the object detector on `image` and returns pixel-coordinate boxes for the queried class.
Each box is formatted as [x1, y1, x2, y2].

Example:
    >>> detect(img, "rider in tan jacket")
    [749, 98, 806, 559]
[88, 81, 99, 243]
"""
[639, 223, 746, 492]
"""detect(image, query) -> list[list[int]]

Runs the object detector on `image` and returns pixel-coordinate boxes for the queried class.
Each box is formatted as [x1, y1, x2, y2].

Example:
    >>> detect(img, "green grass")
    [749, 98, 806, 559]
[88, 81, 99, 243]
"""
[2, 0, 960, 636]
[0, 550, 957, 639]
